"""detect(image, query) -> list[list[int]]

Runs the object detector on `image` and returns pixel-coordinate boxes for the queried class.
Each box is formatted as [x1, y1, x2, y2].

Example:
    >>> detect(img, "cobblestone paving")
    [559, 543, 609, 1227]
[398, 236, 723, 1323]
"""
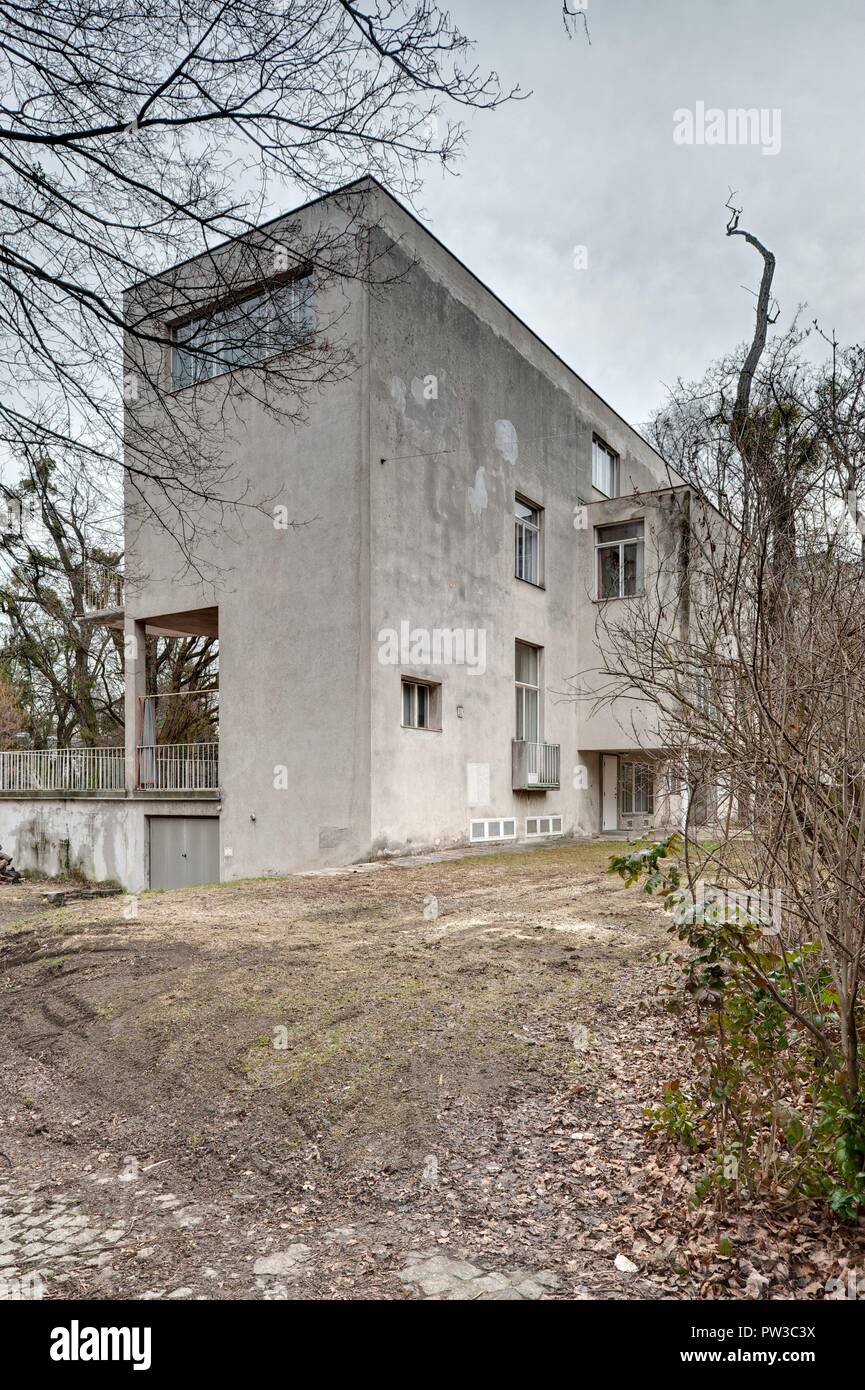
[0, 1180, 124, 1294]
[0, 1175, 564, 1301]
[396, 1249, 560, 1300]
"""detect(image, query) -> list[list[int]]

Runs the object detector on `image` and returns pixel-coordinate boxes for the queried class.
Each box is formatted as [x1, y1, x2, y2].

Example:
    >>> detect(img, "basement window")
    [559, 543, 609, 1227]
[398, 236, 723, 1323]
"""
[401, 679, 440, 731]
[470, 818, 517, 843]
[525, 815, 564, 837]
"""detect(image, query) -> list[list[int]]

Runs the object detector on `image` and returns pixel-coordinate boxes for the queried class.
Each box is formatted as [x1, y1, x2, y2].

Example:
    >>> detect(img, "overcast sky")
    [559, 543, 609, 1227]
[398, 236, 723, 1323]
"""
[401, 0, 865, 429]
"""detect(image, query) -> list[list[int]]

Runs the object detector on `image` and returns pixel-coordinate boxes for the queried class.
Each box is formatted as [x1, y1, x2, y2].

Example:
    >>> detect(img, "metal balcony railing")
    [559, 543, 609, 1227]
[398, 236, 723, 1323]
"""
[512, 739, 561, 790]
[82, 560, 124, 612]
[0, 746, 125, 793]
[138, 742, 219, 791]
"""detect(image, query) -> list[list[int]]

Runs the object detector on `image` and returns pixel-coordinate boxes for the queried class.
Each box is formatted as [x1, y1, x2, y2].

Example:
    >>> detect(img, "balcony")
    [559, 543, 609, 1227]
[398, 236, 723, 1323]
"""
[0, 741, 219, 795]
[82, 559, 124, 615]
[137, 742, 219, 792]
[0, 746, 124, 794]
[512, 739, 560, 791]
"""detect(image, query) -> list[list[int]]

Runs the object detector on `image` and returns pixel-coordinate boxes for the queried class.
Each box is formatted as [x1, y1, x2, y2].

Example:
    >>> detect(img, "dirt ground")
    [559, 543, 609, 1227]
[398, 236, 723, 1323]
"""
[1, 841, 862, 1301]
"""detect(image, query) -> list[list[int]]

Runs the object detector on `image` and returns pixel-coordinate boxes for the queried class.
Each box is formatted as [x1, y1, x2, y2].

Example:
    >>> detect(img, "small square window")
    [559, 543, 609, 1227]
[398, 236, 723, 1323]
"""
[401, 679, 440, 730]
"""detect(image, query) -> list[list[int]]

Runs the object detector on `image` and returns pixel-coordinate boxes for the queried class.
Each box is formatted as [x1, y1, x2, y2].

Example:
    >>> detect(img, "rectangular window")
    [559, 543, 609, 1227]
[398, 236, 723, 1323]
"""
[592, 437, 619, 496]
[171, 276, 312, 388]
[401, 679, 439, 730]
[620, 761, 654, 816]
[515, 641, 540, 742]
[470, 818, 517, 842]
[525, 815, 564, 838]
[514, 497, 542, 585]
[595, 520, 645, 598]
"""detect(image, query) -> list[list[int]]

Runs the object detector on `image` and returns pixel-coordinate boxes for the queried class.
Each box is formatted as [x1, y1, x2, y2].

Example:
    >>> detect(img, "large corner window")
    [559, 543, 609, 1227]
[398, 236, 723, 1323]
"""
[592, 436, 619, 496]
[620, 760, 654, 816]
[515, 640, 540, 742]
[596, 519, 645, 599]
[171, 276, 312, 389]
[514, 496, 543, 585]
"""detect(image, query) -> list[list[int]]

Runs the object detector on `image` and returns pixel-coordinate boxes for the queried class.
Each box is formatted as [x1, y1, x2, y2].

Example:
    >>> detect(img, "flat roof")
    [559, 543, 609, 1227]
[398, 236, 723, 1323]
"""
[127, 174, 670, 471]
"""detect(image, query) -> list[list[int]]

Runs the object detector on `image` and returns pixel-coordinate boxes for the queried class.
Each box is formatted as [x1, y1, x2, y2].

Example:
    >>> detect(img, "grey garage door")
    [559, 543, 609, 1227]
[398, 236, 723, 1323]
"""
[149, 816, 219, 890]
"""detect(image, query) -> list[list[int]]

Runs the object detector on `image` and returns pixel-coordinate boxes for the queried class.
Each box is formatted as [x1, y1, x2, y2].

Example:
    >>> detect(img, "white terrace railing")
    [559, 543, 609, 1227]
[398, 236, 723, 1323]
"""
[137, 742, 219, 792]
[0, 743, 220, 794]
[0, 746, 125, 793]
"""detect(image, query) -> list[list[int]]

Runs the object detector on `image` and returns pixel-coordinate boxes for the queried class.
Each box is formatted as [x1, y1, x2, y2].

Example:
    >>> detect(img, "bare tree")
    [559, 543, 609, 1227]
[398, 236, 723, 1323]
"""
[0, 456, 124, 744]
[0, 664, 23, 748]
[562, 2, 591, 44]
[595, 208, 865, 1207]
[0, 454, 217, 744]
[0, 2, 516, 560]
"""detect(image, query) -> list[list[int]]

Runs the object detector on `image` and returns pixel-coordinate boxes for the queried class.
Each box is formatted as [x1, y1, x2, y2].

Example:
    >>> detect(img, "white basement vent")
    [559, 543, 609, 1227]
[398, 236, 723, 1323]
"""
[525, 815, 564, 838]
[470, 818, 517, 843]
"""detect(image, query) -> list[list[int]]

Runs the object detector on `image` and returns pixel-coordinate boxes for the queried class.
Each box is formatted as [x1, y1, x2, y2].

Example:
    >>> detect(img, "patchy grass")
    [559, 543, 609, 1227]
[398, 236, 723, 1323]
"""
[0, 841, 651, 1166]
[9, 840, 843, 1302]
[0, 834, 862, 1301]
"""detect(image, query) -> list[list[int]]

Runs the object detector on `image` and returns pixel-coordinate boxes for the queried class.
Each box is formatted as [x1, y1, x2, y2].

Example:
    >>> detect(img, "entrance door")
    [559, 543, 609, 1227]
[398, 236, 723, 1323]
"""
[601, 755, 618, 831]
[149, 816, 219, 889]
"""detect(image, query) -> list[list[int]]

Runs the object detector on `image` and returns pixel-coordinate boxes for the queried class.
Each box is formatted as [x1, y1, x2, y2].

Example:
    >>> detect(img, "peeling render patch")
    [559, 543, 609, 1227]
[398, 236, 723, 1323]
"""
[389, 375, 406, 411]
[468, 466, 488, 515]
[494, 418, 518, 465]
[318, 826, 351, 850]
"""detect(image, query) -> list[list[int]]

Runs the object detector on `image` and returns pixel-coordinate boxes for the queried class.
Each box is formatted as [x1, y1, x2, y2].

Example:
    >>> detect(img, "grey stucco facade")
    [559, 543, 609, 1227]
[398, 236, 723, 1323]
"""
[0, 178, 689, 889]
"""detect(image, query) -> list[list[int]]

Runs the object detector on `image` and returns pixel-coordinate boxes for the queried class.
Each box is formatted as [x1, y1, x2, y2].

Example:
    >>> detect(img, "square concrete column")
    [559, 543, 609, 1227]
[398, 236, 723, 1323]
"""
[124, 616, 147, 793]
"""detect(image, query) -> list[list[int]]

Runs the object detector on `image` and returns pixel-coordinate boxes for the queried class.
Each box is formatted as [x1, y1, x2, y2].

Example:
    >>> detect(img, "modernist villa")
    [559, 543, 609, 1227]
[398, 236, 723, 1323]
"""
[0, 178, 697, 890]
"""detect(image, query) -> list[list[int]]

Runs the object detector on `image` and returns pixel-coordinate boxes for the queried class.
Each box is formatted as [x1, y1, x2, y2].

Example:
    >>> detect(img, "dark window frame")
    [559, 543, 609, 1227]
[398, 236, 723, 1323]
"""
[514, 494, 544, 586]
[595, 518, 645, 599]
[592, 436, 619, 497]
[401, 677, 442, 732]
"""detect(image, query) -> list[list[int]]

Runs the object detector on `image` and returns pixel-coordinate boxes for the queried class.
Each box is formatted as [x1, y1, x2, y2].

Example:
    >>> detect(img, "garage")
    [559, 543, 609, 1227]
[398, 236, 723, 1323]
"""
[148, 815, 220, 890]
